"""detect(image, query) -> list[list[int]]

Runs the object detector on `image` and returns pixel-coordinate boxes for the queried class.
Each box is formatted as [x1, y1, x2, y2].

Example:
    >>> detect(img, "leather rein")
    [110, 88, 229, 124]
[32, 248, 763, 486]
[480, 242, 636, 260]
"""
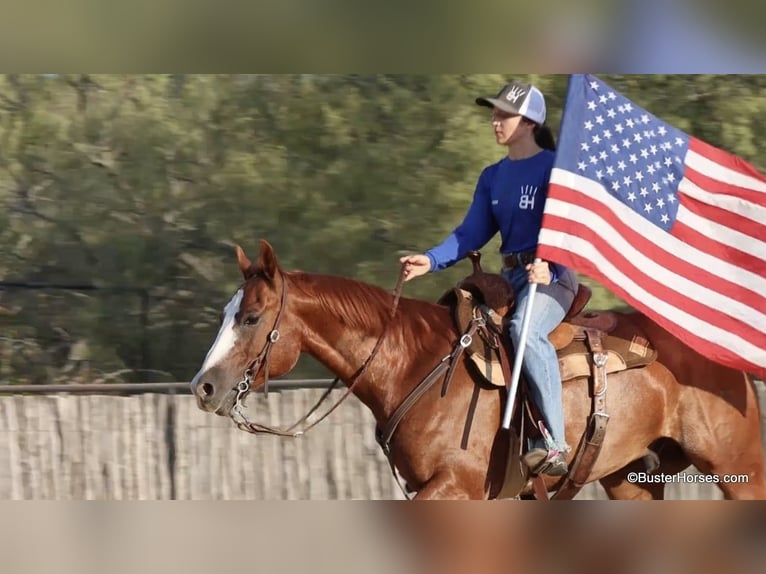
[229, 268, 407, 438]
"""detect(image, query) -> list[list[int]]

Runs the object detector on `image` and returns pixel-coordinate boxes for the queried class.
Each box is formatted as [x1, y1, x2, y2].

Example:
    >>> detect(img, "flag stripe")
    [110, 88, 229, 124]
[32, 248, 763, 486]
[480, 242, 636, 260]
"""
[548, 169, 766, 298]
[678, 173, 766, 226]
[687, 137, 766, 196]
[674, 201, 766, 274]
[537, 238, 766, 378]
[541, 197, 766, 319]
[541, 194, 766, 345]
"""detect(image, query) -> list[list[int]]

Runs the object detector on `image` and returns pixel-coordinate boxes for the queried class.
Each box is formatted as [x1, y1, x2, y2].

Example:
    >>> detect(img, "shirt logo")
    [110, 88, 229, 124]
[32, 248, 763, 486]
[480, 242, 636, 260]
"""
[519, 185, 538, 210]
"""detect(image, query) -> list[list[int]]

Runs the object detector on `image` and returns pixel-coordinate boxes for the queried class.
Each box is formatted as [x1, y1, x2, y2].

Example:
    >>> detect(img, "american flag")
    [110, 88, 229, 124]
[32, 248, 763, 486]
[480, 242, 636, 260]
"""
[537, 74, 766, 379]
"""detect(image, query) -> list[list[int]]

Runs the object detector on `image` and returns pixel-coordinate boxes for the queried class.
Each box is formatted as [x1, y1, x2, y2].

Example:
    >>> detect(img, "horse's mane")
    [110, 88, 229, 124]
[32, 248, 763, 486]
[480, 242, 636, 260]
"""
[286, 270, 444, 333]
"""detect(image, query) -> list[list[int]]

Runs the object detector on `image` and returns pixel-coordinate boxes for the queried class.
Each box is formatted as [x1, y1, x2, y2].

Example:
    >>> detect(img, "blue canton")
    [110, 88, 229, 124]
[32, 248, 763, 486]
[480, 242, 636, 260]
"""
[556, 75, 691, 232]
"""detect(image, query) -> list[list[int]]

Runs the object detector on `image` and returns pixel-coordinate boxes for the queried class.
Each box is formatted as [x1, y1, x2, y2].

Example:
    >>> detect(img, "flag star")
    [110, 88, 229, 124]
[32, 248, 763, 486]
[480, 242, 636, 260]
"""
[675, 156, 682, 164]
[615, 123, 624, 134]
[611, 180, 621, 191]
[626, 118, 635, 128]
[667, 193, 676, 203]
[629, 153, 638, 164]
[654, 160, 661, 168]
[667, 173, 675, 182]
[581, 142, 590, 151]
[611, 144, 620, 154]
[599, 150, 608, 160]
[633, 133, 643, 143]
[623, 175, 632, 186]
[675, 137, 684, 146]
[585, 120, 594, 130]
[590, 154, 598, 164]
[641, 114, 650, 124]
[644, 202, 652, 213]
[662, 177, 668, 185]
[599, 94, 608, 104]
[647, 164, 656, 175]
[587, 100, 597, 111]
[643, 130, 652, 139]
[658, 126, 667, 136]
[640, 187, 648, 197]
[592, 134, 602, 144]
[595, 115, 605, 125]
[660, 213, 670, 224]
[650, 145, 658, 155]
[607, 109, 616, 119]
[590, 81, 599, 90]
[595, 169, 604, 179]
[578, 161, 587, 171]
[656, 198, 665, 208]
[617, 160, 627, 170]
[618, 105, 625, 113]
[627, 191, 636, 201]
[652, 182, 661, 192]
[603, 129, 612, 139]
[622, 138, 632, 149]
[606, 165, 615, 176]
[624, 103, 633, 112]
[608, 92, 617, 101]
[640, 148, 649, 159]
[635, 171, 644, 182]
[664, 157, 673, 167]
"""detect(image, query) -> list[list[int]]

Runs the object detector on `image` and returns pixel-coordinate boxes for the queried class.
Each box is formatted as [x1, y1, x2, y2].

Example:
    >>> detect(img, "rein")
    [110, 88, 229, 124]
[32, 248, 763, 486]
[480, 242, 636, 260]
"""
[229, 266, 408, 438]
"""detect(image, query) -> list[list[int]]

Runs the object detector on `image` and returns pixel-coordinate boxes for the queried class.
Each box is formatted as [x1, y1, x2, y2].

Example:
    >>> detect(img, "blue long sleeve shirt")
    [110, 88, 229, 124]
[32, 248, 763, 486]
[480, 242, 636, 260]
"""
[425, 150, 564, 280]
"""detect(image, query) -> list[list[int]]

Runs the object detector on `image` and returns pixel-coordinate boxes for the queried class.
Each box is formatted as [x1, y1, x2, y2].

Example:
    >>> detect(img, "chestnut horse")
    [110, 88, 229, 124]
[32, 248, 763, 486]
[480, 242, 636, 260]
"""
[190, 240, 766, 500]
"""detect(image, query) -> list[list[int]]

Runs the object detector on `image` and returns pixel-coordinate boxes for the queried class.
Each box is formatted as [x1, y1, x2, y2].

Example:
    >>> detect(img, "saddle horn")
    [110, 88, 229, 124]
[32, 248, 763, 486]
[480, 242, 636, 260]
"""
[467, 251, 483, 274]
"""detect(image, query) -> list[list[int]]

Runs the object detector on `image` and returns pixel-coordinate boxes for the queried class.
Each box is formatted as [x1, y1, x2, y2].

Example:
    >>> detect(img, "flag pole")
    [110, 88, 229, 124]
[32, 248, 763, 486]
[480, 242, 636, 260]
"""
[501, 257, 541, 429]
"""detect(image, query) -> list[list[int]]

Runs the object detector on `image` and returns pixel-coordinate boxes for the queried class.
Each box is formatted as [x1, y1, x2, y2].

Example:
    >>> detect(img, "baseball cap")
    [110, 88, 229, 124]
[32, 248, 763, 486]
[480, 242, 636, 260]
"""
[476, 82, 547, 125]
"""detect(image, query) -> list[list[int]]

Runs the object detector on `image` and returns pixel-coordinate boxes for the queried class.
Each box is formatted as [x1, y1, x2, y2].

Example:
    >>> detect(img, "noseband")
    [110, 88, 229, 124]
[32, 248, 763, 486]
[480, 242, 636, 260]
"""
[229, 268, 407, 438]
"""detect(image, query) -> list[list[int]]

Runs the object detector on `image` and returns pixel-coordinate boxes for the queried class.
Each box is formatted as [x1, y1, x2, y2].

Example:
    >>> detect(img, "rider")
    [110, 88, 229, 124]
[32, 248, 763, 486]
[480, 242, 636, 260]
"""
[399, 81, 578, 476]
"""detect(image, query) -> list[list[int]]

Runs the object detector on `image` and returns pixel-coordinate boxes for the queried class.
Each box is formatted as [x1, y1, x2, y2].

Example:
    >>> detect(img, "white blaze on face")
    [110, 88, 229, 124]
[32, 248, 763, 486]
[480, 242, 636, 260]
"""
[191, 289, 243, 386]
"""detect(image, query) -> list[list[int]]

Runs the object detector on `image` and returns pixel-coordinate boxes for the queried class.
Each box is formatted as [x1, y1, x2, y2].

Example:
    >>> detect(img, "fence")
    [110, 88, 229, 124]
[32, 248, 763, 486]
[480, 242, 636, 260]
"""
[0, 380, 763, 500]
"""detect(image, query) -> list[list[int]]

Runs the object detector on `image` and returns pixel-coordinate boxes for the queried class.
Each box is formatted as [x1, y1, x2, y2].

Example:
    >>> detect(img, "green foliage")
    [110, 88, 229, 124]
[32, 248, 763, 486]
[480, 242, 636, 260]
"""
[0, 74, 763, 383]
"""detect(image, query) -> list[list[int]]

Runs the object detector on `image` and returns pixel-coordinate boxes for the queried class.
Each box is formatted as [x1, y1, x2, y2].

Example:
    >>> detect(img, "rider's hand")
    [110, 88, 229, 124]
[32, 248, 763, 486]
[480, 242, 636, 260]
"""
[399, 254, 431, 282]
[526, 261, 552, 285]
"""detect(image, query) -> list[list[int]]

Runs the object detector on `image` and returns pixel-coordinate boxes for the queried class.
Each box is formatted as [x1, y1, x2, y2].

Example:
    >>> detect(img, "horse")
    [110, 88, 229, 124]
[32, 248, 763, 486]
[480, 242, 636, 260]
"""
[189, 240, 766, 500]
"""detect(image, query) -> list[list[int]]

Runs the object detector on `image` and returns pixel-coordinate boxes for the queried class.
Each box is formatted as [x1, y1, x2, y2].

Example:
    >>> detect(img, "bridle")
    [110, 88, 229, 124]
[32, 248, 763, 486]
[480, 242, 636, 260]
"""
[229, 268, 407, 438]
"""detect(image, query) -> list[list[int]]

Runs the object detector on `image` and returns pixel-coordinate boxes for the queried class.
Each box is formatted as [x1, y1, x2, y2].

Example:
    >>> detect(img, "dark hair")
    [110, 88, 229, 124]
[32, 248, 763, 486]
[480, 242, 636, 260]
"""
[533, 124, 556, 151]
[521, 117, 556, 151]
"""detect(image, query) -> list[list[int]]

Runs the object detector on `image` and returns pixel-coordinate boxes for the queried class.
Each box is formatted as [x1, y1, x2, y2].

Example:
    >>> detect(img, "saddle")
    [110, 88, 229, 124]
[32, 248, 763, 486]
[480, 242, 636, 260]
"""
[437, 251, 658, 500]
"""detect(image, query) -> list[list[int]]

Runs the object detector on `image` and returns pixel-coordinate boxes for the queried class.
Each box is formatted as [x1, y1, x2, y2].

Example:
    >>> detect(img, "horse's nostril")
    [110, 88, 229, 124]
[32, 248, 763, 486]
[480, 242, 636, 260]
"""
[201, 382, 214, 398]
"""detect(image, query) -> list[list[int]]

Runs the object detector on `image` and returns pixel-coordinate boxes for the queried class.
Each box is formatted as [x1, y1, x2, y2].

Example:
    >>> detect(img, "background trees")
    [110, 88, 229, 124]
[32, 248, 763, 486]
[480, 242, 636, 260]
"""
[1, 74, 763, 383]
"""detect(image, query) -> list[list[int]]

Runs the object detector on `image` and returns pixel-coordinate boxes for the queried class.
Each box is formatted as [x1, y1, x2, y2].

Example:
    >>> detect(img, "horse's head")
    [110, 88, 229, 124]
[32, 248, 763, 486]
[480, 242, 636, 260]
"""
[190, 240, 302, 416]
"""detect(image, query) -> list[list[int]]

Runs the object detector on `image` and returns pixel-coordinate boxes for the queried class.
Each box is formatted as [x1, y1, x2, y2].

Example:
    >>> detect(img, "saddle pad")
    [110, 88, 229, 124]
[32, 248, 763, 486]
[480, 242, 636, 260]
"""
[556, 333, 657, 382]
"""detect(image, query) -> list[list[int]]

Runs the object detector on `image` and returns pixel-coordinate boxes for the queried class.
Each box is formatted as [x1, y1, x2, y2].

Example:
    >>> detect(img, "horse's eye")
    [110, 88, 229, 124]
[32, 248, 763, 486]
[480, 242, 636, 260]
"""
[243, 314, 260, 326]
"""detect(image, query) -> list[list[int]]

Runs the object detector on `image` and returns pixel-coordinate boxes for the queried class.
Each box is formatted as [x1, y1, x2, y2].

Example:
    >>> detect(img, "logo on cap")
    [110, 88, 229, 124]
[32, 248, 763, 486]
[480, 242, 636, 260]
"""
[505, 86, 526, 104]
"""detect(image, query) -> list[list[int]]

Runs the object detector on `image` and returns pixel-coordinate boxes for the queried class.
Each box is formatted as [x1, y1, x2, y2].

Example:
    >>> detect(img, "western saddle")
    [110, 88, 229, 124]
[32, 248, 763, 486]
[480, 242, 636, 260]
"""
[437, 251, 657, 500]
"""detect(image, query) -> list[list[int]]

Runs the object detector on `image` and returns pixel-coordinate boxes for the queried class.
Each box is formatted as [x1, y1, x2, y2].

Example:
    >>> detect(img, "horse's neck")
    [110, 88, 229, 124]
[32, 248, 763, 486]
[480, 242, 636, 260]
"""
[300, 306, 398, 382]
[294, 282, 413, 420]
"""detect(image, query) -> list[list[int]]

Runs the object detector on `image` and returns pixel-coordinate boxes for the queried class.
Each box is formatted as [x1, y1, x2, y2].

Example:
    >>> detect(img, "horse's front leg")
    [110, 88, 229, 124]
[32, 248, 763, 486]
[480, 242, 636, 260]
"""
[413, 469, 488, 500]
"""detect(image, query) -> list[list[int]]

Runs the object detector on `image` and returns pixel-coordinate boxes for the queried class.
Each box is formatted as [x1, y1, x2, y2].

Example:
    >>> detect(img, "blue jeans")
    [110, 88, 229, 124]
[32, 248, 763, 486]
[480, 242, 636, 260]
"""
[502, 264, 578, 452]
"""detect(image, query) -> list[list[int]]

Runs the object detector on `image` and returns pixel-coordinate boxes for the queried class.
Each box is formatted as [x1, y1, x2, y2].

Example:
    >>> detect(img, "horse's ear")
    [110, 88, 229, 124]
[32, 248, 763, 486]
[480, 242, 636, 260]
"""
[257, 239, 280, 280]
[235, 244, 256, 280]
